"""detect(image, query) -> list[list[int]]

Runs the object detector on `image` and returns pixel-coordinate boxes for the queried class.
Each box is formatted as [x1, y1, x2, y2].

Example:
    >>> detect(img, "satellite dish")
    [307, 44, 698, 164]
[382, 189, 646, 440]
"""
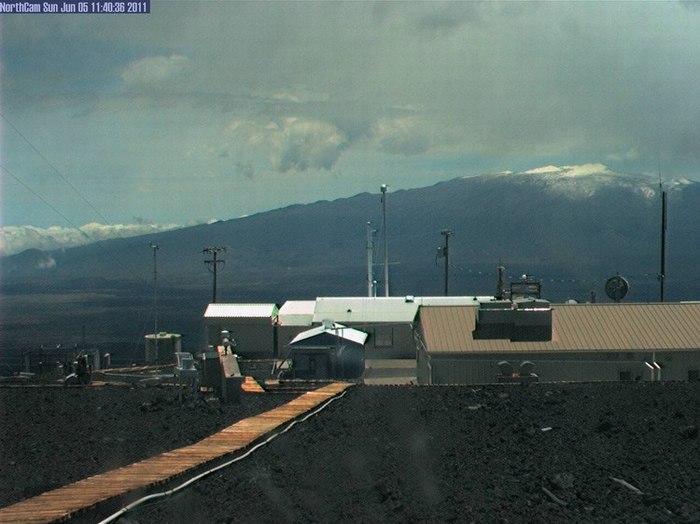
[605, 275, 629, 302]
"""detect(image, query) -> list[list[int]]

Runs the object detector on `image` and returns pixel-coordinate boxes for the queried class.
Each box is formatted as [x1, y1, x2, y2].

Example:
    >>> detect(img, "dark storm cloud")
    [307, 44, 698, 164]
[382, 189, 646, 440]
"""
[5, 1, 700, 230]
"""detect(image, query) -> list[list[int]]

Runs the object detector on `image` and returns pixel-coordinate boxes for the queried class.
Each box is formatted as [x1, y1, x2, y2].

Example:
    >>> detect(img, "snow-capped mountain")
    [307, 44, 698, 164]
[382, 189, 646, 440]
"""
[3, 163, 700, 354]
[488, 163, 687, 200]
[3, 164, 699, 299]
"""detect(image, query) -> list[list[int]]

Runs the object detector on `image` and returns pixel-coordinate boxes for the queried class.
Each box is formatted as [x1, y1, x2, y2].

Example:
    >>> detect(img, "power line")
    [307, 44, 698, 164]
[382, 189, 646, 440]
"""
[0, 111, 112, 224]
[0, 163, 91, 240]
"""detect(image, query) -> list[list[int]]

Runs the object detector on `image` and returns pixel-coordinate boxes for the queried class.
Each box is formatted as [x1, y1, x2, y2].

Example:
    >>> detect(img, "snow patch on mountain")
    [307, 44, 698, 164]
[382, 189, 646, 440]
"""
[522, 163, 613, 177]
[505, 163, 662, 199]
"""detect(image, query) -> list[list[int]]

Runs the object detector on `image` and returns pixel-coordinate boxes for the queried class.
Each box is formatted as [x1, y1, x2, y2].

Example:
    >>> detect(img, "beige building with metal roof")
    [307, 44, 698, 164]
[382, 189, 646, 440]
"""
[203, 303, 279, 358]
[417, 303, 700, 385]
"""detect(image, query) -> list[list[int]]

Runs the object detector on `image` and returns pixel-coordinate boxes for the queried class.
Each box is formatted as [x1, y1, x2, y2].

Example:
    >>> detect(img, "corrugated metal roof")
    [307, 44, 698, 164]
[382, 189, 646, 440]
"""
[289, 322, 368, 346]
[420, 303, 700, 353]
[278, 300, 316, 326]
[313, 297, 419, 323]
[204, 303, 278, 319]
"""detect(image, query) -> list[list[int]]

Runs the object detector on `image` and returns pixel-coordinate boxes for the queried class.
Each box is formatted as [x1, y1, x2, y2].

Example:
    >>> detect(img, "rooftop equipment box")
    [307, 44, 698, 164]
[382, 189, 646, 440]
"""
[474, 300, 552, 341]
[512, 299, 552, 341]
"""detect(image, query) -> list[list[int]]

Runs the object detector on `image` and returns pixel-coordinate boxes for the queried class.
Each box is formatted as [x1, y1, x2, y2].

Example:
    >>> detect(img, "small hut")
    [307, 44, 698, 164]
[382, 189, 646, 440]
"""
[285, 322, 367, 379]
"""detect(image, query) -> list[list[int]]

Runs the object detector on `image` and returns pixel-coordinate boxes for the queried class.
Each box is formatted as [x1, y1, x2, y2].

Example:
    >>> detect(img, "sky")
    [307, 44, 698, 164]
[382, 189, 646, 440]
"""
[2, 1, 700, 254]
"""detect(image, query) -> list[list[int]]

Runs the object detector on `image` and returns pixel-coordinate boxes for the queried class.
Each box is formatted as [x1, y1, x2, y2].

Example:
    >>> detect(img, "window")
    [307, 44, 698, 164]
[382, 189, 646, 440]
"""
[373, 326, 394, 348]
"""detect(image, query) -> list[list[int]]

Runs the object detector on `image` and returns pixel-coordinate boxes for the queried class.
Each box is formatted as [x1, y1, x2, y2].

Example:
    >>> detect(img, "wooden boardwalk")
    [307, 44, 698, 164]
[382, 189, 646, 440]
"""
[0, 382, 352, 524]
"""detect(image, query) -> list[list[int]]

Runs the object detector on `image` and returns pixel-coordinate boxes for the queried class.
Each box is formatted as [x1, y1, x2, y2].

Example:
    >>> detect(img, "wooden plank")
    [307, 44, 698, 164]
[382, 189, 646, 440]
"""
[0, 382, 351, 524]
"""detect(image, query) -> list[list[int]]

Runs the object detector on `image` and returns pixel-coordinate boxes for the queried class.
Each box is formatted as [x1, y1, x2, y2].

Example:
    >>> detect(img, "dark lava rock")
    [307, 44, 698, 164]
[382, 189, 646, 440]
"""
[2, 382, 700, 524]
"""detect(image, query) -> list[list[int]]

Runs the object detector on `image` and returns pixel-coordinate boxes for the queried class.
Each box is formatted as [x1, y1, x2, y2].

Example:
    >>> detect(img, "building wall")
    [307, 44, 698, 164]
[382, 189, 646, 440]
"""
[362, 323, 415, 359]
[277, 325, 314, 357]
[416, 344, 432, 384]
[418, 350, 700, 385]
[280, 322, 415, 359]
[205, 320, 276, 359]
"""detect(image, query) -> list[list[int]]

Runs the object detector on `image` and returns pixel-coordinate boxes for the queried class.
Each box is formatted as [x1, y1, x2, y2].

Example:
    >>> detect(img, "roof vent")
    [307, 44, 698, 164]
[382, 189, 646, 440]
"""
[498, 361, 513, 376]
[520, 360, 535, 375]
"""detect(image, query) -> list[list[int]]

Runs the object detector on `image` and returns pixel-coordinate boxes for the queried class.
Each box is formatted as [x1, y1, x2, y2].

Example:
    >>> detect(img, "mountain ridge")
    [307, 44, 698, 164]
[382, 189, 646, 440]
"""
[2, 165, 699, 354]
[2, 165, 698, 300]
[4, 165, 696, 257]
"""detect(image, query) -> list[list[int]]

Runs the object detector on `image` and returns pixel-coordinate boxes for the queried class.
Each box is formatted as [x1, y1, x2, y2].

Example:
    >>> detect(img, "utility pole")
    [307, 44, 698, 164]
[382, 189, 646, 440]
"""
[381, 184, 389, 297]
[366, 222, 377, 298]
[659, 184, 667, 302]
[149, 243, 159, 359]
[439, 229, 453, 296]
[203, 246, 226, 303]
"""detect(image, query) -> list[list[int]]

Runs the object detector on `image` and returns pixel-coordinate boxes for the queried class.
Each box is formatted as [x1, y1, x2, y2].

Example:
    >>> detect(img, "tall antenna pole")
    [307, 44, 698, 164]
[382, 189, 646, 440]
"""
[203, 246, 227, 303]
[366, 222, 376, 297]
[149, 243, 159, 359]
[381, 184, 389, 297]
[496, 262, 505, 300]
[440, 229, 453, 296]
[659, 184, 667, 302]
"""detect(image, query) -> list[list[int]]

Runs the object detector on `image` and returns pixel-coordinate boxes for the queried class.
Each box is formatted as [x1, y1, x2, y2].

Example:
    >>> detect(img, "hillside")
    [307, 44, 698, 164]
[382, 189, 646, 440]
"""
[2, 166, 700, 358]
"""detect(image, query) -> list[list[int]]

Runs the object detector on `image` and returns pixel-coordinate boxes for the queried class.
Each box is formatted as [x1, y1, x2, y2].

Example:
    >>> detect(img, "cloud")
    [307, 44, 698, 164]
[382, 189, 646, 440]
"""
[264, 87, 330, 104]
[372, 116, 432, 156]
[233, 117, 348, 172]
[275, 118, 347, 171]
[236, 161, 255, 179]
[606, 149, 640, 162]
[6, 2, 700, 229]
[414, 3, 480, 36]
[0, 223, 181, 257]
[680, 1, 700, 11]
[121, 54, 191, 87]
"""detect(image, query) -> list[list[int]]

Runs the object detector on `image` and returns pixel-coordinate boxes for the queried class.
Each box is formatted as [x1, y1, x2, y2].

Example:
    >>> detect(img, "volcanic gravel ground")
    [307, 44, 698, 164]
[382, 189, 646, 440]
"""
[2, 382, 700, 523]
[0, 385, 296, 508]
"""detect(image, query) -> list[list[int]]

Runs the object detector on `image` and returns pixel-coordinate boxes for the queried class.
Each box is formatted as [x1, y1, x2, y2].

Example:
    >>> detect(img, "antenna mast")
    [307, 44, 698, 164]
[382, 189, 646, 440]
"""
[366, 222, 376, 297]
[150, 242, 159, 356]
[659, 183, 667, 302]
[381, 184, 389, 297]
[203, 246, 227, 303]
[496, 262, 505, 300]
[439, 229, 453, 296]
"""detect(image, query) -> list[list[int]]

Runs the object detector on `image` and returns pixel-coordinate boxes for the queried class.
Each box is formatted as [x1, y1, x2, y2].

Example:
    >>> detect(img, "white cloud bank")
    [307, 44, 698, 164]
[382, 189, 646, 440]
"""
[0, 222, 181, 257]
[372, 116, 433, 156]
[235, 117, 348, 172]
